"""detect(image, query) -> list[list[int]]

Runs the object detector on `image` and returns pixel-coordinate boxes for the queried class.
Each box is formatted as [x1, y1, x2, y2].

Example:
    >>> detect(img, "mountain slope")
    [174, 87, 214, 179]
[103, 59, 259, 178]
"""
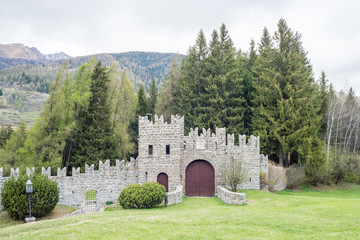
[0, 43, 47, 61]
[0, 51, 184, 92]
[45, 52, 71, 61]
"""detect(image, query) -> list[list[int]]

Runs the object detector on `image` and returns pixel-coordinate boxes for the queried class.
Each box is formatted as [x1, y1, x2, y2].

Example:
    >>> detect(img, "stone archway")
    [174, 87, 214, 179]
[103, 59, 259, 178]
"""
[185, 160, 215, 197]
[157, 172, 169, 192]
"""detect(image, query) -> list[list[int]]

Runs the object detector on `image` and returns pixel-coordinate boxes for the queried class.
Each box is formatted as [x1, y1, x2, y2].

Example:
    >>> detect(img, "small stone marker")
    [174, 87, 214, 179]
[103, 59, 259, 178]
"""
[25, 216, 36, 223]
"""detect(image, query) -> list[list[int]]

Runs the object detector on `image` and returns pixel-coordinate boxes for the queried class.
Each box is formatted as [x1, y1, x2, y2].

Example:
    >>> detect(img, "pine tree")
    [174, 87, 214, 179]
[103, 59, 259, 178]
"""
[156, 55, 180, 122]
[71, 61, 116, 169]
[148, 78, 158, 115]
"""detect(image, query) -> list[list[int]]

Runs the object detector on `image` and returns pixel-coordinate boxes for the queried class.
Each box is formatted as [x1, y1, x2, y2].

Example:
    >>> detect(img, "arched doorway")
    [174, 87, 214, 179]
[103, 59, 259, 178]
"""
[186, 160, 215, 197]
[157, 173, 168, 192]
[85, 189, 97, 213]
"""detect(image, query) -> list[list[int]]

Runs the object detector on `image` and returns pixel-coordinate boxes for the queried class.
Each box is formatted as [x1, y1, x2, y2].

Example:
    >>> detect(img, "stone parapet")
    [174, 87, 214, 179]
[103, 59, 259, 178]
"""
[165, 185, 183, 206]
[217, 186, 246, 205]
[0, 159, 138, 211]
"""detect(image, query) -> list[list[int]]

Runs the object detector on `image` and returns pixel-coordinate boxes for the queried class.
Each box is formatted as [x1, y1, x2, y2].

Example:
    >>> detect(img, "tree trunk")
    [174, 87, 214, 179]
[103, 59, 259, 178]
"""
[279, 148, 284, 167]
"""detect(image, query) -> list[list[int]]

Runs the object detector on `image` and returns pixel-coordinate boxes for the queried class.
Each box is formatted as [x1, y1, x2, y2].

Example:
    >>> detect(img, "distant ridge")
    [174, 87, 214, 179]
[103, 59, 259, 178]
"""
[0, 43, 71, 63]
[0, 43, 47, 61]
[45, 52, 71, 61]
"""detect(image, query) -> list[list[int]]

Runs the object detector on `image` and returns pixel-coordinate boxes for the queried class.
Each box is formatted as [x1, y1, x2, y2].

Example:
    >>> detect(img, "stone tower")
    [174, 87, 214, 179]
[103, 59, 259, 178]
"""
[137, 115, 184, 191]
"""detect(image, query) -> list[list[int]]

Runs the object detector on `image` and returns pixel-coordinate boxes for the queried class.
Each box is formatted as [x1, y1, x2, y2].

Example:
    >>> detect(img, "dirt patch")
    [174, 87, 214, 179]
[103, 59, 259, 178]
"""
[287, 182, 358, 192]
[0, 205, 77, 228]
[37, 205, 77, 221]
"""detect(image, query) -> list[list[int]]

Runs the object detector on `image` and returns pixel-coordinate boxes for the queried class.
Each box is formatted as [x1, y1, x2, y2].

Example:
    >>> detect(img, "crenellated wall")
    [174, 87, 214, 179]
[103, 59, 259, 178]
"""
[183, 127, 264, 190]
[0, 159, 138, 211]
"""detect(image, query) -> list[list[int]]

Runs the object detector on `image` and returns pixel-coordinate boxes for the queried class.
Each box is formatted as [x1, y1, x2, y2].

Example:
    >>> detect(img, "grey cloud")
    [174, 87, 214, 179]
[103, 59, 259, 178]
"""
[0, 0, 359, 95]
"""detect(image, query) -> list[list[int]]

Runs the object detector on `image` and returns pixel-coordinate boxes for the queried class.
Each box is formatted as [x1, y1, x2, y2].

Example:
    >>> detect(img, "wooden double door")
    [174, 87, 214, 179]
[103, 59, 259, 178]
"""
[186, 160, 215, 197]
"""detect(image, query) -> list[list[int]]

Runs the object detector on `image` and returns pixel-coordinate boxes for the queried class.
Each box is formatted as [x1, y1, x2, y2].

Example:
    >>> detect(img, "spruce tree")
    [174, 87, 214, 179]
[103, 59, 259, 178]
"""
[128, 83, 148, 158]
[252, 19, 323, 167]
[148, 78, 158, 115]
[204, 24, 244, 134]
[258, 27, 272, 53]
[136, 83, 148, 116]
[71, 61, 116, 169]
[156, 55, 180, 122]
[239, 40, 257, 135]
[174, 30, 208, 131]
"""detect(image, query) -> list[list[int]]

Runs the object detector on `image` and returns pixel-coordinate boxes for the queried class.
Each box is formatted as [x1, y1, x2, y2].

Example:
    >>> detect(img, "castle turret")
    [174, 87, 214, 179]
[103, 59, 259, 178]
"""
[137, 115, 184, 191]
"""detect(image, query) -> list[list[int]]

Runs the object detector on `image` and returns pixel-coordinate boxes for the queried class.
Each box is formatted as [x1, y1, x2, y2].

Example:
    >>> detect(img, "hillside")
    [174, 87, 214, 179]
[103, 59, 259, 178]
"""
[0, 82, 48, 126]
[0, 44, 184, 126]
[0, 51, 183, 92]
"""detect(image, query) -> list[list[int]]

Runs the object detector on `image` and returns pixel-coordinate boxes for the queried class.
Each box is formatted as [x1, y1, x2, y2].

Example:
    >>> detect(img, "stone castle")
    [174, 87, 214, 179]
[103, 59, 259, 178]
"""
[0, 115, 268, 209]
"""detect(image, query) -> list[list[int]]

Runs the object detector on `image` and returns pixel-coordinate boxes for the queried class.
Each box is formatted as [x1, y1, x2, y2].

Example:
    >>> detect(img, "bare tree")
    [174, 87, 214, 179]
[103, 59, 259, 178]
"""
[222, 156, 249, 192]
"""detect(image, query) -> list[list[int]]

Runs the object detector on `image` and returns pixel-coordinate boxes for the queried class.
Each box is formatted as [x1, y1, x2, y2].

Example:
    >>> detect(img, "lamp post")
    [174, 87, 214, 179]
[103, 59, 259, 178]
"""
[25, 179, 35, 223]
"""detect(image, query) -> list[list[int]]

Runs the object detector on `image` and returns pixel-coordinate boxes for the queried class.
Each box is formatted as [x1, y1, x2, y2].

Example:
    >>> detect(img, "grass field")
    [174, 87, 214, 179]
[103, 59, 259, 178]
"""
[0, 186, 359, 239]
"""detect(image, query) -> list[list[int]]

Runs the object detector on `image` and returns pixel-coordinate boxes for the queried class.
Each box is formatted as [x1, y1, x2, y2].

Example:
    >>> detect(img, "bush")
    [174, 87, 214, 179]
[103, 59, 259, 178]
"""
[260, 171, 268, 190]
[286, 164, 305, 188]
[268, 162, 287, 192]
[1, 174, 59, 220]
[118, 182, 166, 209]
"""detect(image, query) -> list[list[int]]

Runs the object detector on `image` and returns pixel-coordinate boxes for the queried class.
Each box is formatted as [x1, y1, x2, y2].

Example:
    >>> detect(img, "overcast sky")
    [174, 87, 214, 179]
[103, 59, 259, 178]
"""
[1, 0, 359, 94]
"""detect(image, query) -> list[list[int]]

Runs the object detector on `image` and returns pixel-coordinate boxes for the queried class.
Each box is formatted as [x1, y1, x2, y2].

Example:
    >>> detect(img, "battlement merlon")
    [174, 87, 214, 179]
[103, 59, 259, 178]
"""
[185, 128, 260, 149]
[138, 114, 184, 127]
[0, 159, 138, 178]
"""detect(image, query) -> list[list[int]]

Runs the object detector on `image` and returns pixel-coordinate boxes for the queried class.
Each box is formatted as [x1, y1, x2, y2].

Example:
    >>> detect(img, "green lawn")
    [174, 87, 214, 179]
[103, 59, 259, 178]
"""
[1, 186, 360, 239]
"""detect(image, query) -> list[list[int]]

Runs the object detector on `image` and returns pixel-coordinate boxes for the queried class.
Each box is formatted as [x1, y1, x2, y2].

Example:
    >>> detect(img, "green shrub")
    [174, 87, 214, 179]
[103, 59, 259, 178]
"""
[260, 171, 268, 190]
[286, 164, 305, 188]
[1, 174, 59, 220]
[118, 182, 166, 209]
